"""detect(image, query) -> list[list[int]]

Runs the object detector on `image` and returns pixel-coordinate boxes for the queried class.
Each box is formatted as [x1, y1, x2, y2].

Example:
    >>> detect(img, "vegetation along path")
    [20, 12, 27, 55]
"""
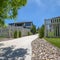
[32, 38, 60, 60]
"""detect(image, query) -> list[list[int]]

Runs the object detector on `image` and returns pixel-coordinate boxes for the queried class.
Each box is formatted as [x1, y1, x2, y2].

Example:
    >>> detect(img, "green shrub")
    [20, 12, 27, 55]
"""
[28, 32, 31, 36]
[31, 25, 36, 34]
[36, 27, 39, 33]
[14, 30, 21, 38]
[19, 31, 21, 37]
[14, 30, 17, 38]
[39, 25, 44, 38]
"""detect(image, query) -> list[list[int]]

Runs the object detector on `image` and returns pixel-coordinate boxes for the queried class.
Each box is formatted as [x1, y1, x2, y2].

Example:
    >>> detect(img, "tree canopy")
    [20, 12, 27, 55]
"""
[31, 25, 36, 34]
[0, 0, 27, 26]
[39, 25, 45, 38]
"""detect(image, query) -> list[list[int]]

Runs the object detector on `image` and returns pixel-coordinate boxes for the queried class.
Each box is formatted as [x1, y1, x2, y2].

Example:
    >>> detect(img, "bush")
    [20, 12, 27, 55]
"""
[31, 25, 36, 34]
[14, 30, 21, 38]
[39, 25, 44, 38]
[14, 30, 17, 38]
[19, 31, 21, 37]
[28, 32, 32, 36]
[36, 27, 39, 33]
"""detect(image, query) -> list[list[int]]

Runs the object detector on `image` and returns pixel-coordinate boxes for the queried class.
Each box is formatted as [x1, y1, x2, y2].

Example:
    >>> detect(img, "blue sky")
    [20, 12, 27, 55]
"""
[5, 0, 60, 28]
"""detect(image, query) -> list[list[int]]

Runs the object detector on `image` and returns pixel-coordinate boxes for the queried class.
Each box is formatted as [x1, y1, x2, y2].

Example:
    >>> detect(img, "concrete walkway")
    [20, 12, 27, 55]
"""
[0, 34, 38, 60]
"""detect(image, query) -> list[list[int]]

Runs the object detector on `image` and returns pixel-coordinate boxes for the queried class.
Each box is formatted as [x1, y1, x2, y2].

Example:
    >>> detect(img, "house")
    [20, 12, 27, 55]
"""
[44, 16, 60, 37]
[0, 22, 33, 38]
[9, 21, 33, 29]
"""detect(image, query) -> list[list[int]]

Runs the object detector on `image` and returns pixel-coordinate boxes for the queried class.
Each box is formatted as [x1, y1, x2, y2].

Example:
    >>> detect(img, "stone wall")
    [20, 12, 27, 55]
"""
[0, 26, 30, 38]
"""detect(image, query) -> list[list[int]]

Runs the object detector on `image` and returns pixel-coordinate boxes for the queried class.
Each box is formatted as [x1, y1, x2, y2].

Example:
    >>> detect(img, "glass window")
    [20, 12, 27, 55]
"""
[25, 22, 32, 26]
[55, 19, 56, 23]
[57, 19, 58, 22]
[53, 20, 54, 23]
[58, 18, 60, 22]
[51, 20, 52, 23]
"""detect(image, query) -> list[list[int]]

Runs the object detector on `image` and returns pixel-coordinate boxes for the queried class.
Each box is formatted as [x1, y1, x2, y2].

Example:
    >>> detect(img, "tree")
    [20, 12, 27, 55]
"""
[0, 0, 27, 26]
[31, 25, 36, 34]
[14, 30, 21, 38]
[19, 31, 21, 37]
[39, 25, 45, 38]
[36, 27, 40, 33]
[14, 30, 17, 38]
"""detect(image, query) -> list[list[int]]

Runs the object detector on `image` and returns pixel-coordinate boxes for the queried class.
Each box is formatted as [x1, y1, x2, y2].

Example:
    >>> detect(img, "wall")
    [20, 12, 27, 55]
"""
[0, 26, 30, 38]
[45, 18, 60, 37]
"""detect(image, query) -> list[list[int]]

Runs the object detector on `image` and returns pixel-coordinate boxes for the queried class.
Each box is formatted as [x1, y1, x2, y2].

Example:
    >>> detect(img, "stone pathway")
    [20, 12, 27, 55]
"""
[32, 38, 60, 60]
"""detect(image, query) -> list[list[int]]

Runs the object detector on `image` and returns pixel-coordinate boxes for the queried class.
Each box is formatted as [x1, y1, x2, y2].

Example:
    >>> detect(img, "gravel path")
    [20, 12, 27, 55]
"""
[32, 38, 60, 60]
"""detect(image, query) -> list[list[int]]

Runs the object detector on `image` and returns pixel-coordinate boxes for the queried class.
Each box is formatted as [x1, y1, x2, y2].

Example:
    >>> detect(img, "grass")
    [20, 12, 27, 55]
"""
[48, 32, 54, 37]
[44, 38, 60, 48]
[0, 36, 6, 38]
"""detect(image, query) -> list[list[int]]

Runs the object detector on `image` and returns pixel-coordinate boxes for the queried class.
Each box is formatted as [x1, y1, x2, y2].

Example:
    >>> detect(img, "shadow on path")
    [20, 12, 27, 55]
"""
[0, 43, 4, 47]
[0, 46, 28, 60]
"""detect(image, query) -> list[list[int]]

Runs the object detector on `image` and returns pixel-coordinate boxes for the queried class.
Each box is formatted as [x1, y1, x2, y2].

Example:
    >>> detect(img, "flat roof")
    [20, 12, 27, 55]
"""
[45, 16, 60, 20]
[9, 21, 33, 25]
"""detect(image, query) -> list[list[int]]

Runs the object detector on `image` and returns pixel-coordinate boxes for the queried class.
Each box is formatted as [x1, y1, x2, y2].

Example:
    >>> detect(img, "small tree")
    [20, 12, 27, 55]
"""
[19, 31, 21, 37]
[36, 27, 40, 33]
[39, 25, 44, 38]
[28, 32, 32, 36]
[14, 30, 17, 38]
[31, 25, 36, 34]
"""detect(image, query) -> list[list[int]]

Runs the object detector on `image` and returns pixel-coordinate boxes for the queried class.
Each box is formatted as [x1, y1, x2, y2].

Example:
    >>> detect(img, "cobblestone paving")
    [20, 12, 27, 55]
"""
[31, 38, 60, 60]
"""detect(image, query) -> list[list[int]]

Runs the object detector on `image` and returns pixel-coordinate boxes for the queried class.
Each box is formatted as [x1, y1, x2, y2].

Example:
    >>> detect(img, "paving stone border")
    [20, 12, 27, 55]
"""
[31, 38, 60, 60]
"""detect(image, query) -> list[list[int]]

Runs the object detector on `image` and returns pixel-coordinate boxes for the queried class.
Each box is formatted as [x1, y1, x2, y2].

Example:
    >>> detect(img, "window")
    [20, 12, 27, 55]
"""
[55, 19, 56, 23]
[25, 22, 32, 26]
[53, 20, 54, 23]
[57, 19, 59, 22]
[51, 20, 52, 23]
[59, 18, 60, 22]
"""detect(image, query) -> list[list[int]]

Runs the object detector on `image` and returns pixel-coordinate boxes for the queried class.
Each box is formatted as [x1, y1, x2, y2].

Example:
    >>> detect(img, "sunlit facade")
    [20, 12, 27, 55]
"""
[45, 17, 60, 37]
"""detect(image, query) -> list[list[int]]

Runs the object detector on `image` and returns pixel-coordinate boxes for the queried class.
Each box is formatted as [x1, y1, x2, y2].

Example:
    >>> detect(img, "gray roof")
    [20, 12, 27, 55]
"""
[9, 21, 33, 25]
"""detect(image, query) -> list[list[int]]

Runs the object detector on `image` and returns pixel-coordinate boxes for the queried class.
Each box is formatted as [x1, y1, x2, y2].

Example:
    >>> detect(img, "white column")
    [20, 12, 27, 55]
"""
[44, 20, 47, 37]
[59, 24, 60, 36]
